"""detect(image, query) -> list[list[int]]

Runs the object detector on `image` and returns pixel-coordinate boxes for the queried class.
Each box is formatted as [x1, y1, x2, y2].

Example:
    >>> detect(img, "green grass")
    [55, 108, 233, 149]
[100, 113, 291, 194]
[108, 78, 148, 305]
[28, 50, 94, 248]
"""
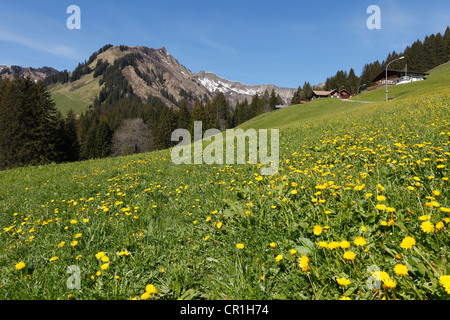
[351, 61, 450, 103]
[0, 62, 449, 300]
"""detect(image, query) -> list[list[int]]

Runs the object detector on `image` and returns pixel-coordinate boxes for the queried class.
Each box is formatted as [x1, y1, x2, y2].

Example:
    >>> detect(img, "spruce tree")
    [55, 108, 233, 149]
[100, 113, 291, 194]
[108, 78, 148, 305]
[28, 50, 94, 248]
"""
[290, 86, 302, 105]
[95, 120, 113, 158]
[0, 76, 59, 169]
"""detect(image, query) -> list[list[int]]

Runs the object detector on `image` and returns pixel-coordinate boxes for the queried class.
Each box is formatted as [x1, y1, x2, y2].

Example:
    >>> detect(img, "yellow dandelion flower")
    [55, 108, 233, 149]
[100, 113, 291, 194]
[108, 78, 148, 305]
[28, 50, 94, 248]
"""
[382, 278, 397, 289]
[15, 261, 26, 270]
[400, 236, 416, 249]
[336, 278, 351, 286]
[343, 251, 356, 261]
[372, 271, 390, 282]
[141, 291, 151, 300]
[49, 256, 59, 262]
[298, 255, 309, 272]
[313, 225, 323, 236]
[145, 284, 158, 294]
[393, 264, 408, 276]
[235, 243, 244, 249]
[340, 240, 350, 249]
[327, 241, 340, 250]
[275, 254, 283, 262]
[420, 221, 434, 233]
[354, 236, 367, 246]
[95, 252, 106, 259]
[100, 263, 109, 270]
[439, 275, 450, 294]
[317, 241, 328, 248]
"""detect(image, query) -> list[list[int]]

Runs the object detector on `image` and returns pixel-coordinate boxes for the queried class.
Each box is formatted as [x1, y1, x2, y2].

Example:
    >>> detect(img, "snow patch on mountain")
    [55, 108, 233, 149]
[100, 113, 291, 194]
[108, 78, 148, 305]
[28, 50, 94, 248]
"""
[193, 71, 296, 106]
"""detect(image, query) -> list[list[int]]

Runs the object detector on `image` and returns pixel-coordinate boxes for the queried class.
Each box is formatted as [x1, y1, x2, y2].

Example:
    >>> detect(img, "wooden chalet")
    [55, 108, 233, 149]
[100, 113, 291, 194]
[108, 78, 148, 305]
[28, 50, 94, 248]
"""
[310, 89, 351, 100]
[368, 68, 429, 91]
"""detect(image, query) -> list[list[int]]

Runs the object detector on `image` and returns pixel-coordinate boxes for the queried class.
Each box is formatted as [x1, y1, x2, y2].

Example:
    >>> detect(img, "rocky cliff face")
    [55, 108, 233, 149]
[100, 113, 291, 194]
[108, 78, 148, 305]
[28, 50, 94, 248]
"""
[91, 46, 213, 108]
[83, 45, 296, 108]
[0, 65, 58, 82]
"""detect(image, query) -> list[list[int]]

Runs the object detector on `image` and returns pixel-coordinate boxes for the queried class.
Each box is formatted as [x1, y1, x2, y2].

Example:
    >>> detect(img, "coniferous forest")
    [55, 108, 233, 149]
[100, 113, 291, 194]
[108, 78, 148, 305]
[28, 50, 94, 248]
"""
[293, 27, 450, 102]
[0, 73, 282, 170]
[0, 27, 448, 171]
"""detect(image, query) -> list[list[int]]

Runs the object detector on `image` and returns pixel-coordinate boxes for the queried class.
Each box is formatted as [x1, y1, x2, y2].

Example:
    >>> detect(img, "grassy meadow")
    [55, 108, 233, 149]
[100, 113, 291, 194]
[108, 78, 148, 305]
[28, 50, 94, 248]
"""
[0, 63, 449, 300]
[49, 73, 103, 116]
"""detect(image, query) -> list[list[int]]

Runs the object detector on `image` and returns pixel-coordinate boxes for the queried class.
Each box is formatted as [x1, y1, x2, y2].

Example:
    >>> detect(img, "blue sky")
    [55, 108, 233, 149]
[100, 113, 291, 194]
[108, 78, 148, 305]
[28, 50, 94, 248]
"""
[0, 0, 449, 88]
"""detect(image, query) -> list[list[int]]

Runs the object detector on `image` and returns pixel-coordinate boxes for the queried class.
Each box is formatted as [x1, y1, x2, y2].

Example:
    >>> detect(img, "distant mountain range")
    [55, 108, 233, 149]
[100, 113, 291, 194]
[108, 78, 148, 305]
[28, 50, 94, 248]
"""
[0, 65, 58, 82]
[193, 71, 296, 106]
[1, 45, 297, 112]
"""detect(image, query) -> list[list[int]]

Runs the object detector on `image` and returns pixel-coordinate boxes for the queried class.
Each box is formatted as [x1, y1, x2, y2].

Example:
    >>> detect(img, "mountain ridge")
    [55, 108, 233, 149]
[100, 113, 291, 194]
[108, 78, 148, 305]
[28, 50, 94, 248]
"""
[193, 70, 296, 106]
[0, 65, 58, 82]
[5, 45, 297, 113]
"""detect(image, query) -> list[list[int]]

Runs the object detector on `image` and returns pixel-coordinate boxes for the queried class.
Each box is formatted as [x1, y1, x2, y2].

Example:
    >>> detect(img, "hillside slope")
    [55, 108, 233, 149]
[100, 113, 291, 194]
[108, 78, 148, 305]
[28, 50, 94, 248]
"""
[239, 61, 450, 131]
[48, 45, 297, 115]
[0, 61, 448, 300]
[49, 45, 213, 114]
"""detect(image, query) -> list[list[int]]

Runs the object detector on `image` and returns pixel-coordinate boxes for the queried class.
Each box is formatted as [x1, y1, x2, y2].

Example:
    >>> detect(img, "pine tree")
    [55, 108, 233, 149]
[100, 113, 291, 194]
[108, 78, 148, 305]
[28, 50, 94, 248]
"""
[204, 100, 220, 130]
[269, 89, 281, 110]
[95, 120, 113, 158]
[347, 68, 359, 95]
[445, 27, 450, 62]
[80, 120, 98, 160]
[212, 93, 231, 130]
[290, 86, 302, 105]
[0, 76, 59, 169]
[300, 82, 313, 101]
[177, 99, 191, 129]
[154, 107, 176, 149]
[63, 110, 80, 161]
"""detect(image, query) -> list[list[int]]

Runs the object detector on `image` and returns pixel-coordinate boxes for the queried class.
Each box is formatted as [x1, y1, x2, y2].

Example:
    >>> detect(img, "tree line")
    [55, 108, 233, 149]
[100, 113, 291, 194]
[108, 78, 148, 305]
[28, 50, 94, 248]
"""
[1, 27, 447, 170]
[0, 74, 282, 170]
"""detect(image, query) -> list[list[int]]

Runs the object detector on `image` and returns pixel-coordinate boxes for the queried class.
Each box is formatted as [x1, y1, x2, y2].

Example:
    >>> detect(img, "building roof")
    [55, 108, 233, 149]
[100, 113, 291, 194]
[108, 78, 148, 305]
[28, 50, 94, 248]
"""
[312, 90, 335, 96]
[372, 68, 429, 83]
